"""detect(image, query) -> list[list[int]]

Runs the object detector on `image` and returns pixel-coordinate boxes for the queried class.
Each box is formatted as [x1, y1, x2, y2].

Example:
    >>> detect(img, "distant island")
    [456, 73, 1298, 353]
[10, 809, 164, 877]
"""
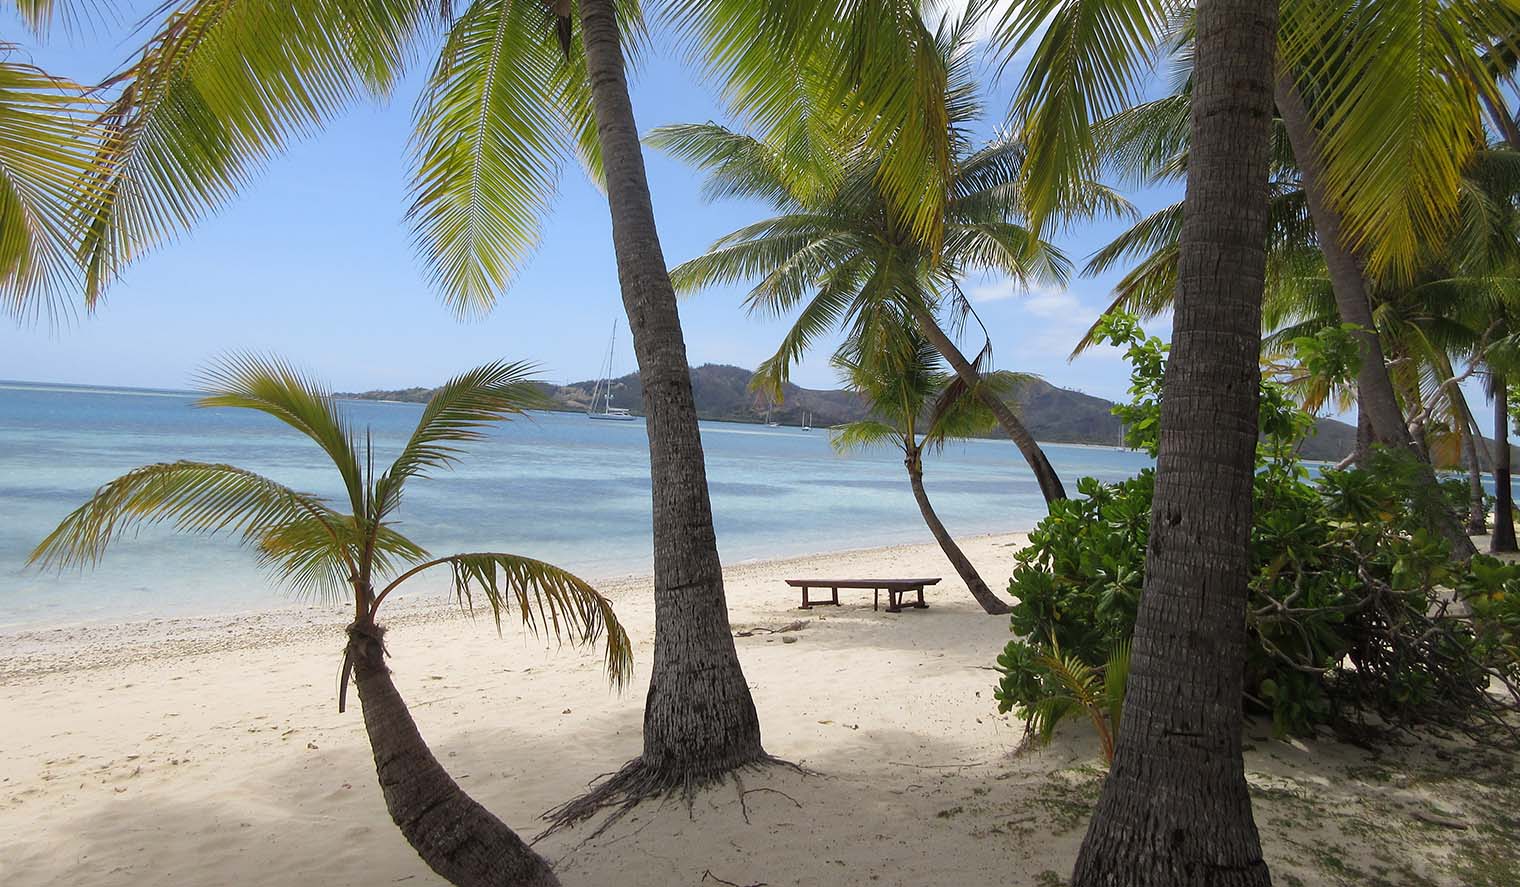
[338, 362, 1373, 462]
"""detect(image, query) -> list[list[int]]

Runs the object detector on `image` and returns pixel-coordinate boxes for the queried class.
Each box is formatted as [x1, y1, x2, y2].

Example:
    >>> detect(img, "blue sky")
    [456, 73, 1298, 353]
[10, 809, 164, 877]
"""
[0, 3, 1169, 407]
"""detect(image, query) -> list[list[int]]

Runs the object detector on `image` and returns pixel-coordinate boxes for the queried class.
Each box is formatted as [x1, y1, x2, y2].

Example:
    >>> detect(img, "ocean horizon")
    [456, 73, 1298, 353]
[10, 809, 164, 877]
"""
[2, 378, 1149, 631]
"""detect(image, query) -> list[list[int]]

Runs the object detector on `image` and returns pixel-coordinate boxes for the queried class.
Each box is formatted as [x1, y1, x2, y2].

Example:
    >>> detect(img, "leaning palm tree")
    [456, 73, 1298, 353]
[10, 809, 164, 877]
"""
[652, 12, 1118, 507]
[30, 355, 632, 887]
[830, 318, 1016, 615]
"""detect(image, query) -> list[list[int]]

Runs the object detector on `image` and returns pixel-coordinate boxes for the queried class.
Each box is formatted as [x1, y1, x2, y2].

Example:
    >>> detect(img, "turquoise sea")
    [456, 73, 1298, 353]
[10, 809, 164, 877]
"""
[0, 380, 1157, 630]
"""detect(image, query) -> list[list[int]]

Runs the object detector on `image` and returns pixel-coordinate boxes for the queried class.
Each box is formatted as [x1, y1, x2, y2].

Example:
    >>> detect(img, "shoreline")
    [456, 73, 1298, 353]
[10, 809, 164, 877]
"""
[0, 531, 1028, 680]
[2, 529, 1512, 887]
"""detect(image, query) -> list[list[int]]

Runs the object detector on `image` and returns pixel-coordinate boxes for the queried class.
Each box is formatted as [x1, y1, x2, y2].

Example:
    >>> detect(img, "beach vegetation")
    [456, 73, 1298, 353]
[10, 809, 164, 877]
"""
[829, 314, 1021, 615]
[995, 316, 1520, 746]
[31, 354, 631, 887]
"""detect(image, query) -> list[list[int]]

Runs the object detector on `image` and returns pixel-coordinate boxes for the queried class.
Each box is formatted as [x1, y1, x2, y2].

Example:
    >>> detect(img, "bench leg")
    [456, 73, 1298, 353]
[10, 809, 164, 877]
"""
[886, 588, 902, 613]
[873, 589, 879, 611]
[799, 587, 812, 609]
[915, 587, 928, 609]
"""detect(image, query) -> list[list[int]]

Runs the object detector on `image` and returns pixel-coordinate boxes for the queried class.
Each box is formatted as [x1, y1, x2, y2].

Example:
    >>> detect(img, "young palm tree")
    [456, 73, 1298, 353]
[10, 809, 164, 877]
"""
[999, 0, 1279, 882]
[652, 13, 1120, 507]
[30, 355, 632, 887]
[829, 318, 1016, 615]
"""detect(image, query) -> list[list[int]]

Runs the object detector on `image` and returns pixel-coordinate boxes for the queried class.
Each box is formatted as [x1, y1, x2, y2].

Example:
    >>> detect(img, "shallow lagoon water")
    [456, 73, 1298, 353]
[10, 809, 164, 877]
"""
[0, 381, 1158, 629]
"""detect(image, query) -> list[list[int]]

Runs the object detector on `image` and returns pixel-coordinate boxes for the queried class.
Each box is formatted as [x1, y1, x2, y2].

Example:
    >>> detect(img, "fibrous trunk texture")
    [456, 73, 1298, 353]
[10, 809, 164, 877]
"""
[349, 623, 559, 887]
[1071, 3, 1276, 884]
[906, 453, 1009, 615]
[1493, 375, 1516, 553]
[906, 300, 1067, 505]
[1462, 398, 1487, 535]
[551, 0, 765, 827]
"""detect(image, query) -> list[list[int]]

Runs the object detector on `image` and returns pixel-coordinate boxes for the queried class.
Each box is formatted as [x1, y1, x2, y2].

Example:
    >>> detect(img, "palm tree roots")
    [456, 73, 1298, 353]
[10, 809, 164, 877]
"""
[537, 753, 811, 842]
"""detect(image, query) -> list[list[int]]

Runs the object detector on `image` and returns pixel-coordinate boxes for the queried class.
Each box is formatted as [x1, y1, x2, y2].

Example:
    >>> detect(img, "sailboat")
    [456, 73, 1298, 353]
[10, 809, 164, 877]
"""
[587, 321, 637, 421]
[801, 412, 812, 431]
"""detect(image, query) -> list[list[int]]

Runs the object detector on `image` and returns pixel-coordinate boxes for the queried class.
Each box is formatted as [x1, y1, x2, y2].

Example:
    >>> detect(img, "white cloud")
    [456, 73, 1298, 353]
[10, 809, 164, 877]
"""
[970, 281, 1079, 318]
[922, 0, 1016, 43]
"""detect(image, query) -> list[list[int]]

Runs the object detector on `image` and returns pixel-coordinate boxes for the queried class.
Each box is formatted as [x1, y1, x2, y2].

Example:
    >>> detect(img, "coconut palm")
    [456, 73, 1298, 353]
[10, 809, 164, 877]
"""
[652, 13, 1124, 507]
[997, 1, 1280, 882]
[51, 0, 989, 815]
[1061, 10, 1516, 559]
[68, 0, 785, 813]
[829, 317, 1017, 615]
[30, 355, 632, 887]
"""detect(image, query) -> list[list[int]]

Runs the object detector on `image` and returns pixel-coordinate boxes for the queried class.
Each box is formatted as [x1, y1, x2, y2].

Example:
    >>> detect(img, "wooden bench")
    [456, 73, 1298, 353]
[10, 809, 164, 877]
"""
[784, 578, 941, 613]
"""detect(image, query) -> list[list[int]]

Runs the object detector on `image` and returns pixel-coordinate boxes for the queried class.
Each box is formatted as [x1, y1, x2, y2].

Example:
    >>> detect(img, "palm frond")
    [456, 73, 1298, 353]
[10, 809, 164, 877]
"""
[407, 0, 569, 315]
[30, 460, 342, 572]
[374, 359, 546, 519]
[646, 121, 825, 209]
[676, 0, 966, 249]
[997, 0, 1176, 229]
[76, 0, 435, 303]
[1278, 0, 1511, 280]
[749, 257, 868, 398]
[379, 552, 632, 686]
[828, 418, 904, 454]
[195, 353, 364, 516]
[0, 58, 96, 323]
[255, 515, 426, 604]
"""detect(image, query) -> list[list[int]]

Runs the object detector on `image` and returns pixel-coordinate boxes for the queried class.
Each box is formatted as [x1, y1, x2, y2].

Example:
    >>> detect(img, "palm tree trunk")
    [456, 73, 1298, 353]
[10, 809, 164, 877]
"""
[1460, 391, 1487, 535]
[1274, 72, 1478, 560]
[1071, 3, 1275, 885]
[1493, 374, 1516, 552]
[568, 0, 764, 806]
[348, 624, 559, 887]
[905, 451, 1009, 615]
[1354, 403, 1373, 466]
[904, 300, 1067, 504]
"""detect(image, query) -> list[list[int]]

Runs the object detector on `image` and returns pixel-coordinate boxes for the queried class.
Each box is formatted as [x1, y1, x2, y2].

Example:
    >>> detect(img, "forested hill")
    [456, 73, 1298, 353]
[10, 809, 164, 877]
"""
[339, 362, 1360, 461]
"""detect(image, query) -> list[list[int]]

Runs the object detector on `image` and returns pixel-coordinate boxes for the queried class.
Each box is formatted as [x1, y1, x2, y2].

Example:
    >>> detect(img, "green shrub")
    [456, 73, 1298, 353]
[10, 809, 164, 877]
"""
[994, 314, 1520, 747]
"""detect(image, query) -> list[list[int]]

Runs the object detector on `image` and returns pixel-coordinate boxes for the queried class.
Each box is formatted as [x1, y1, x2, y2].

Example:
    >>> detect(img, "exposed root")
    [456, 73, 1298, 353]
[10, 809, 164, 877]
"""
[537, 754, 813, 843]
[701, 870, 766, 887]
[738, 787, 802, 824]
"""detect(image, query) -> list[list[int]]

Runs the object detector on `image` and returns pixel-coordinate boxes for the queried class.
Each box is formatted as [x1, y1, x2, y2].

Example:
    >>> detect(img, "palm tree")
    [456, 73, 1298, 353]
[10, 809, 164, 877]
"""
[1061, 7, 1518, 559]
[65, 0, 792, 812]
[998, 0, 1279, 882]
[652, 13, 1120, 507]
[29, 355, 632, 887]
[829, 318, 1016, 615]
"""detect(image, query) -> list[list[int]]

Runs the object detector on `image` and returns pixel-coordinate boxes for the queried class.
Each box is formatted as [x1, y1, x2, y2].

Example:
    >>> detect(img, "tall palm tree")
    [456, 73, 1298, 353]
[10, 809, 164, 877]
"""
[652, 13, 1120, 506]
[998, 0, 1278, 882]
[830, 317, 1016, 615]
[29, 355, 633, 887]
[62, 0, 787, 812]
[1060, 6, 1518, 559]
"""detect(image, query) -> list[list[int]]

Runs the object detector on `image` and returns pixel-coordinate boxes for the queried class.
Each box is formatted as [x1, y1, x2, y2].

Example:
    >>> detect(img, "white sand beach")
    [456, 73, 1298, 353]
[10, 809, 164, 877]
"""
[1, 533, 1512, 886]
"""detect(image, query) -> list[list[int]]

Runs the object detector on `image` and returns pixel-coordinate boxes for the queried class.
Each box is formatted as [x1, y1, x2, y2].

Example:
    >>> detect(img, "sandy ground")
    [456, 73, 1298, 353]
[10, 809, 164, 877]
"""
[2, 533, 1515, 886]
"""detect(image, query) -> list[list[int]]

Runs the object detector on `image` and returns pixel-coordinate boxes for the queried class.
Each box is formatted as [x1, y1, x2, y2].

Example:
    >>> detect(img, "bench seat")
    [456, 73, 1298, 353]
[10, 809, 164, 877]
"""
[783, 578, 941, 613]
